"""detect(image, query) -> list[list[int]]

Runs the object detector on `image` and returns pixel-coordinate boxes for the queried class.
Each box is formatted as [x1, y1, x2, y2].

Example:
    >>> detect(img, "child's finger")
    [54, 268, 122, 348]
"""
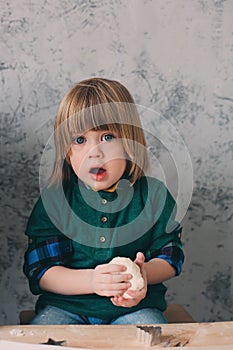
[134, 252, 145, 266]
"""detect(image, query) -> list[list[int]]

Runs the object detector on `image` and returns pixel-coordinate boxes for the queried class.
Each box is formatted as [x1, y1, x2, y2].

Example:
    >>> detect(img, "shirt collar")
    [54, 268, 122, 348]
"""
[91, 182, 119, 193]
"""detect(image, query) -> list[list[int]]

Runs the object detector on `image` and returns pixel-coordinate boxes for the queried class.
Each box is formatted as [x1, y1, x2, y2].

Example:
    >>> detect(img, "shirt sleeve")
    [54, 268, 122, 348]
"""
[23, 236, 72, 295]
[145, 181, 185, 276]
[23, 195, 72, 295]
[146, 243, 184, 276]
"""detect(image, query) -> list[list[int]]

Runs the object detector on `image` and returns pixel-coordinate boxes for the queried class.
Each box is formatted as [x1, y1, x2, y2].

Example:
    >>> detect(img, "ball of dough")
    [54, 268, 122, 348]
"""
[109, 257, 144, 299]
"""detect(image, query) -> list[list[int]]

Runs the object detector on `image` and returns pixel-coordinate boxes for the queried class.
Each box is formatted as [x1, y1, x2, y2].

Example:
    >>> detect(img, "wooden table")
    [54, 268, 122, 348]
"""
[0, 322, 232, 349]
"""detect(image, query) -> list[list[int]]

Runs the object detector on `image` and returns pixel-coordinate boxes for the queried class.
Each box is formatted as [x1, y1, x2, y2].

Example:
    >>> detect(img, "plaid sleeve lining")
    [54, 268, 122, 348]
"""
[27, 240, 70, 266]
[23, 237, 72, 294]
[146, 244, 184, 276]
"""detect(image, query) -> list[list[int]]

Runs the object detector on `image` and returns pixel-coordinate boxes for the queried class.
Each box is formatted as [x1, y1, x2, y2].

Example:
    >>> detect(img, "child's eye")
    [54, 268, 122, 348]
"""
[102, 133, 115, 142]
[74, 136, 86, 144]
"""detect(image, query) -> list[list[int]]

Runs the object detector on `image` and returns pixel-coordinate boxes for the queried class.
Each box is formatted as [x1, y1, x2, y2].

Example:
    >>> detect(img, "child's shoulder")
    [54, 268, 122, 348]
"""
[28, 184, 65, 219]
[26, 185, 66, 237]
[136, 175, 166, 190]
[134, 176, 170, 201]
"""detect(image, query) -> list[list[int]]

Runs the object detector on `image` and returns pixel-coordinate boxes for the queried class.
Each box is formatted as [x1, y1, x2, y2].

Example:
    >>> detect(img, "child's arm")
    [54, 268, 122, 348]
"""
[144, 256, 176, 284]
[23, 232, 132, 298]
[39, 264, 132, 297]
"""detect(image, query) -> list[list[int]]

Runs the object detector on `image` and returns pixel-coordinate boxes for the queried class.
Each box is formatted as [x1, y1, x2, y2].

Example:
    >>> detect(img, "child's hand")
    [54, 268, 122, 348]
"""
[110, 252, 147, 308]
[110, 286, 147, 307]
[92, 263, 132, 297]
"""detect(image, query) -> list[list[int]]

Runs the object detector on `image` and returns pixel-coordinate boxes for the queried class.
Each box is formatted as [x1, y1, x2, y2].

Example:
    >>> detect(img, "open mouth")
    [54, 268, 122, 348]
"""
[89, 167, 107, 181]
[89, 167, 106, 175]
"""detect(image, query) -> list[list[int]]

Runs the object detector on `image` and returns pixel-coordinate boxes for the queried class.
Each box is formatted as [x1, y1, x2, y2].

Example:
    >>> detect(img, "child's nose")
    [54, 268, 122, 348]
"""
[88, 144, 104, 158]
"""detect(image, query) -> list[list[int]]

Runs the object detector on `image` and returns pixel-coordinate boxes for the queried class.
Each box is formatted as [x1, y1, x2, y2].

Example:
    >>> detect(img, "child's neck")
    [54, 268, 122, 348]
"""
[92, 182, 118, 193]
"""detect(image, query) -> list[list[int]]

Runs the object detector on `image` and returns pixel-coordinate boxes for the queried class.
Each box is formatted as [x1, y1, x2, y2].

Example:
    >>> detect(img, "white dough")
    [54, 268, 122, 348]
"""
[109, 257, 144, 299]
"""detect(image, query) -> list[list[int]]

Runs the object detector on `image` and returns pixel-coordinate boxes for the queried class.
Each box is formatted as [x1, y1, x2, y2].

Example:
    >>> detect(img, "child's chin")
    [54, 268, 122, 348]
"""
[90, 183, 107, 191]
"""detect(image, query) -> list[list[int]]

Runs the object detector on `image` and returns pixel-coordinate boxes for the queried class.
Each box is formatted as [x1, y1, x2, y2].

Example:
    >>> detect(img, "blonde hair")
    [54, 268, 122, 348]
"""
[49, 77, 150, 186]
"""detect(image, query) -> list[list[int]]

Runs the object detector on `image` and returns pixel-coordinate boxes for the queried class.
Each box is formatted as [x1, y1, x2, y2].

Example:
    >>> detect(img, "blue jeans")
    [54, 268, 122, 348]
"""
[30, 305, 167, 325]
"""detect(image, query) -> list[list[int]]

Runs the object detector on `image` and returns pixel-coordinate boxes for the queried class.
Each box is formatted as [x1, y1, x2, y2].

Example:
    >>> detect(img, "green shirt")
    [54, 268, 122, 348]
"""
[24, 175, 184, 320]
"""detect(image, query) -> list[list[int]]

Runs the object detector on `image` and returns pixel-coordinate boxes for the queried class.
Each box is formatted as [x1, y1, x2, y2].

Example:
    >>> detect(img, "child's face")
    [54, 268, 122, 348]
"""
[69, 129, 127, 191]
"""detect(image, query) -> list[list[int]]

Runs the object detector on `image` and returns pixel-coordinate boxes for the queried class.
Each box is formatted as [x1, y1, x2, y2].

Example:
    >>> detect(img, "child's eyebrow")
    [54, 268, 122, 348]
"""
[70, 132, 83, 138]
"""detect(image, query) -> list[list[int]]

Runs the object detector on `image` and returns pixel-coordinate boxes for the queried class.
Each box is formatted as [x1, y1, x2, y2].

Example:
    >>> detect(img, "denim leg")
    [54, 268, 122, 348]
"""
[30, 305, 89, 325]
[88, 317, 109, 325]
[111, 308, 167, 325]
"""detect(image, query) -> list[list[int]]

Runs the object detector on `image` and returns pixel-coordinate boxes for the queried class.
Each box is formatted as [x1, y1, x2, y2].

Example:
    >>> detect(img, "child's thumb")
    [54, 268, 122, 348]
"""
[134, 252, 145, 265]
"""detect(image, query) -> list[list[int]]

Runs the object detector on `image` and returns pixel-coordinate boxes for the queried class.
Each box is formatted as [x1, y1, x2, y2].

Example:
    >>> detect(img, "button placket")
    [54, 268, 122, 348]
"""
[101, 216, 108, 223]
[101, 198, 107, 205]
[99, 196, 110, 245]
[99, 236, 106, 243]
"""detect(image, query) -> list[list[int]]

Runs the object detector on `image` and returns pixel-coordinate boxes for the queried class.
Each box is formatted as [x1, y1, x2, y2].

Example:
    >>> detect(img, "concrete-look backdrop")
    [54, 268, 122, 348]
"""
[0, 0, 232, 324]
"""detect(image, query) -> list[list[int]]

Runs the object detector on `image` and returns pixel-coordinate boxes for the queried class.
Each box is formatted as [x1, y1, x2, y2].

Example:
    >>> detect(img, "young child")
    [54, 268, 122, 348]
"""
[23, 77, 184, 325]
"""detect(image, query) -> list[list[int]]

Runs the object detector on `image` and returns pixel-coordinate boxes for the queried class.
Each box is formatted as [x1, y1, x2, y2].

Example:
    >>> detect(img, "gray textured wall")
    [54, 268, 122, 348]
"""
[1, 0, 232, 324]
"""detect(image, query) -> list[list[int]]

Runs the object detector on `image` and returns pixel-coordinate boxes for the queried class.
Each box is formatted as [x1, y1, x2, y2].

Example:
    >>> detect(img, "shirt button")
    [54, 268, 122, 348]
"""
[101, 198, 107, 205]
[99, 236, 106, 243]
[101, 216, 108, 223]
